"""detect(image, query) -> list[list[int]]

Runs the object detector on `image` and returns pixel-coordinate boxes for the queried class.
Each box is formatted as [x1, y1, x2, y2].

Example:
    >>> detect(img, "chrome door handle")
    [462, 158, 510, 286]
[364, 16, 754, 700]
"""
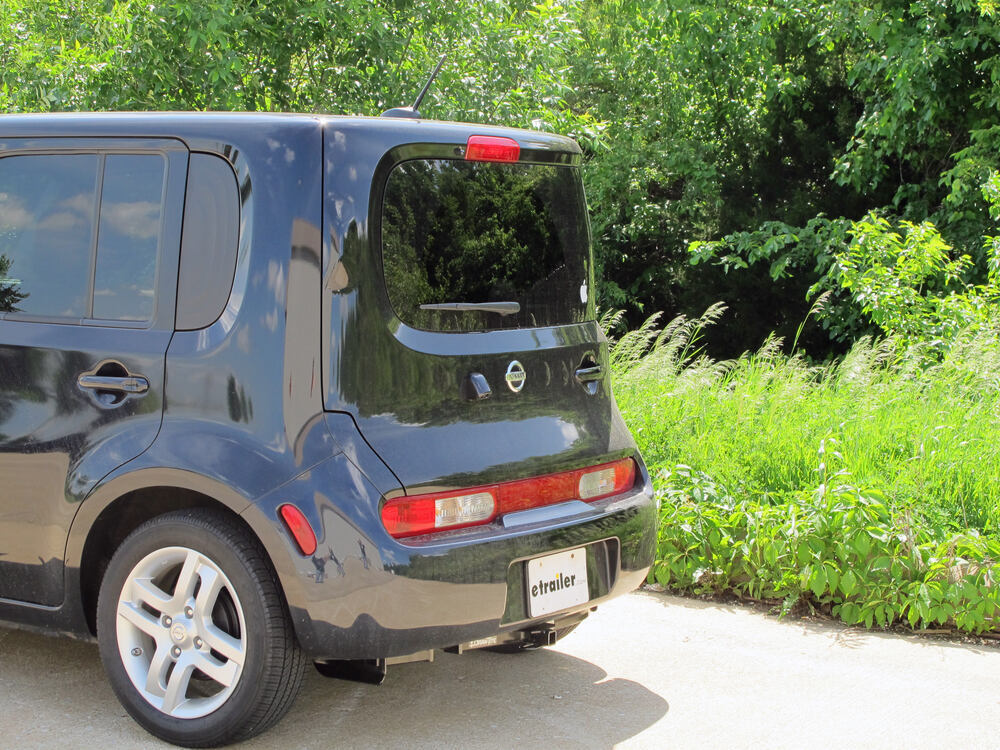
[77, 374, 149, 394]
[575, 365, 603, 383]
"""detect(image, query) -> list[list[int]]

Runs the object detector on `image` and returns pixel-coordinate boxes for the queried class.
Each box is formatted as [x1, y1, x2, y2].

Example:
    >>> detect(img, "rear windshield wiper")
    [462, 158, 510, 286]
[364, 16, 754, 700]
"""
[419, 301, 520, 316]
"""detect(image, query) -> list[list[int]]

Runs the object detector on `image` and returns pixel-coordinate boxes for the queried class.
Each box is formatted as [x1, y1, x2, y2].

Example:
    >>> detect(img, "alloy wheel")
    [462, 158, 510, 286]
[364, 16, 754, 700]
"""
[115, 546, 247, 719]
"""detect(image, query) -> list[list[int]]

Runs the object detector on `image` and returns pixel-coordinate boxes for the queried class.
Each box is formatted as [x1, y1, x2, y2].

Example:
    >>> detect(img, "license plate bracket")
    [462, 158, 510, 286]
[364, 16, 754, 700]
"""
[526, 547, 589, 618]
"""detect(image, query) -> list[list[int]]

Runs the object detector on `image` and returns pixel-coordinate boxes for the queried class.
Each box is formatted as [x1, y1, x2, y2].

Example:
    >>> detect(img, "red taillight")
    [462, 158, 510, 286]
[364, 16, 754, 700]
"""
[380, 489, 497, 539]
[279, 504, 317, 556]
[498, 472, 578, 513]
[465, 135, 520, 163]
[578, 460, 635, 500]
[381, 458, 637, 539]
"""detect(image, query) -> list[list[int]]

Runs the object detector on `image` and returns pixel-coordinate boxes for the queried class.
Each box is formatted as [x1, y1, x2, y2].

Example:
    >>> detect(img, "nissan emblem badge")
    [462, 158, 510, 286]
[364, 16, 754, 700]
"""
[505, 360, 526, 392]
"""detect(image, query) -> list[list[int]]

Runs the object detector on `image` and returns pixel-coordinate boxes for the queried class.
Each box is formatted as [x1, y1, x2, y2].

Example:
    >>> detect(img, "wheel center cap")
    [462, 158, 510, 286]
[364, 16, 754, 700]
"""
[170, 623, 188, 642]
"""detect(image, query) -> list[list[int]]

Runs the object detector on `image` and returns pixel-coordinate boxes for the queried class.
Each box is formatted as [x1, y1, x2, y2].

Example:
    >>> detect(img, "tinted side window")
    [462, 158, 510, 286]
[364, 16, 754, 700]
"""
[176, 153, 240, 331]
[93, 154, 165, 321]
[0, 152, 166, 322]
[0, 154, 98, 317]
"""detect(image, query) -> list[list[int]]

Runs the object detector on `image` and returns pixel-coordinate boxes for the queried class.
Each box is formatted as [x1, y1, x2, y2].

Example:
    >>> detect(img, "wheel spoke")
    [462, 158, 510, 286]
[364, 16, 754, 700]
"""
[118, 600, 163, 640]
[161, 659, 196, 715]
[169, 549, 203, 608]
[201, 623, 244, 666]
[131, 577, 172, 613]
[193, 564, 224, 621]
[144, 643, 173, 698]
[193, 651, 239, 688]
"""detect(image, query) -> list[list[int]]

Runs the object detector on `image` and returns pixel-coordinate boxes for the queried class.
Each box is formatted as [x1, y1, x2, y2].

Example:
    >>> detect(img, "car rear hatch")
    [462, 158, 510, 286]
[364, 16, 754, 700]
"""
[322, 121, 638, 517]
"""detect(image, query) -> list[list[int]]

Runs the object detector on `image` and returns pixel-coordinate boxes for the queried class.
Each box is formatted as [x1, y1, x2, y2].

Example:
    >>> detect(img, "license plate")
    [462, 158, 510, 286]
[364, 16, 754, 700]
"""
[526, 547, 589, 617]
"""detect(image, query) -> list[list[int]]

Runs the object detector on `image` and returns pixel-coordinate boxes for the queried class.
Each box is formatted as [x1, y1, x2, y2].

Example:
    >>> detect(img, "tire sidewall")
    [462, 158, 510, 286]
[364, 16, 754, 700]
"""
[97, 512, 277, 746]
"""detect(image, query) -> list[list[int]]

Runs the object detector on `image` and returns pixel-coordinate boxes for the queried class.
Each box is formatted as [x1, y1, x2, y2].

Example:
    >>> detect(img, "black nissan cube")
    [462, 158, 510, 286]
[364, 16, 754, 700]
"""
[0, 112, 656, 746]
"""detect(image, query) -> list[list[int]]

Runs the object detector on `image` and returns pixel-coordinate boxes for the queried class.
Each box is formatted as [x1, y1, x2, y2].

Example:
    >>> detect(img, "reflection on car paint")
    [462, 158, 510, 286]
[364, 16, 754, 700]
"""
[0, 115, 656, 746]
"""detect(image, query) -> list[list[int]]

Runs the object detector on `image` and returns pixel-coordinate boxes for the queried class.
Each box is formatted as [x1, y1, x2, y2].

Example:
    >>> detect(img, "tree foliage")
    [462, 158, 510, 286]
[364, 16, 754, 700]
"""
[679, 0, 1000, 351]
[2, 0, 1000, 355]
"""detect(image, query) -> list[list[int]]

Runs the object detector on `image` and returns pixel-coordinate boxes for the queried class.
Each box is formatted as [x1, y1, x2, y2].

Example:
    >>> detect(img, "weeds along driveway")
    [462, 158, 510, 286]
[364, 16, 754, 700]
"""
[1, 590, 998, 749]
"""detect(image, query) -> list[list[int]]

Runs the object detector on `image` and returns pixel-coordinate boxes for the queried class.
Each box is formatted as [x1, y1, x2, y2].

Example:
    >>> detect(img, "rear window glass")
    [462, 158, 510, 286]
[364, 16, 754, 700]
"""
[381, 159, 592, 332]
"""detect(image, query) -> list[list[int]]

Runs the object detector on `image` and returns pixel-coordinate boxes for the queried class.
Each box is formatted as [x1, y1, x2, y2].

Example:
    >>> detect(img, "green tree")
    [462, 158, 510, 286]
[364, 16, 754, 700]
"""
[0, 255, 27, 313]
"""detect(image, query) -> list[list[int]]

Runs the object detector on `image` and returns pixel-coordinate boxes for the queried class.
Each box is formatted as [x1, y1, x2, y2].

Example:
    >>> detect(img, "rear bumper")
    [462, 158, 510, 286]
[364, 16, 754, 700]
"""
[255, 452, 656, 660]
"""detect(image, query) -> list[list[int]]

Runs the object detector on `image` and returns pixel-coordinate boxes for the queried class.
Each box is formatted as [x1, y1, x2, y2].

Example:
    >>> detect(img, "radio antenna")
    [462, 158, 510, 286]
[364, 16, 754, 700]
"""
[412, 54, 447, 111]
[381, 54, 447, 119]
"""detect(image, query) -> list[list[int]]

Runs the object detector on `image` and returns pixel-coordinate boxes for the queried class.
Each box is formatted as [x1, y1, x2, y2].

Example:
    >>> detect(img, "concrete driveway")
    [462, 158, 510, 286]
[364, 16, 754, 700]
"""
[2, 590, 999, 748]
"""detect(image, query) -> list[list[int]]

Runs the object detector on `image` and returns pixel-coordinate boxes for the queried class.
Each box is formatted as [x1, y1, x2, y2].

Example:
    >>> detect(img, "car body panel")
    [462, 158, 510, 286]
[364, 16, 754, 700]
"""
[0, 136, 187, 606]
[321, 123, 631, 497]
[0, 113, 655, 662]
[246, 447, 656, 658]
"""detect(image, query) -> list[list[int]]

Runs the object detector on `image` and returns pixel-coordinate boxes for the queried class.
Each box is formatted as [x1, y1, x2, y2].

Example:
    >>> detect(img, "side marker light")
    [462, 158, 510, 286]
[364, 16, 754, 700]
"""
[279, 504, 318, 556]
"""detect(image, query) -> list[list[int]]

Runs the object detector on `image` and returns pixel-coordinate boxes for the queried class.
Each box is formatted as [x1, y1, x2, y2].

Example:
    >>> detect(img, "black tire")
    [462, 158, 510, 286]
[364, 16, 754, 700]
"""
[486, 622, 581, 654]
[96, 509, 305, 747]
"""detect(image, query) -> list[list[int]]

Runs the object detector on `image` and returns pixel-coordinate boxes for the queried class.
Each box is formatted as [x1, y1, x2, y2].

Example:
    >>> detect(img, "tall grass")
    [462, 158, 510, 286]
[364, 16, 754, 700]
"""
[612, 307, 1000, 631]
[613, 309, 1000, 533]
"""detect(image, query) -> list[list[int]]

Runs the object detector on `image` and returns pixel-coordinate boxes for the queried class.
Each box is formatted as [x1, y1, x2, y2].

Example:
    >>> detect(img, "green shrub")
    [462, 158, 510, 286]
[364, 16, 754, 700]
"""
[612, 306, 1000, 632]
[836, 214, 993, 351]
[650, 463, 1000, 632]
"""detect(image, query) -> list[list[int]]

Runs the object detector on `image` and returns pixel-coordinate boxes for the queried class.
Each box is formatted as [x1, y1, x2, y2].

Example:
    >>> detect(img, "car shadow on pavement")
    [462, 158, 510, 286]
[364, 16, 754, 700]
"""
[0, 626, 667, 750]
[252, 646, 668, 750]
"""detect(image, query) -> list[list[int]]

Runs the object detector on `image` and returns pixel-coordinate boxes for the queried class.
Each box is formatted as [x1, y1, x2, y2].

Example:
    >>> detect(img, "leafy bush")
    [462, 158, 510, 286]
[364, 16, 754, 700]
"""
[650, 464, 1000, 632]
[689, 217, 867, 345]
[836, 213, 1000, 351]
[612, 306, 1000, 632]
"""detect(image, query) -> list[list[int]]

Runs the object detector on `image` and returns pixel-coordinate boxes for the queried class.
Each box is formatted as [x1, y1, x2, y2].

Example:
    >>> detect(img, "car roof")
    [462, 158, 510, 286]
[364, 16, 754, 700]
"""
[0, 111, 582, 154]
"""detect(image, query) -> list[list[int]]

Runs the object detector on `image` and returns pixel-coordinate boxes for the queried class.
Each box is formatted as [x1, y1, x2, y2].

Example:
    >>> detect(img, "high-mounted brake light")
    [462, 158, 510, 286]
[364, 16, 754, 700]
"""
[381, 458, 637, 539]
[279, 504, 318, 556]
[465, 135, 520, 163]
